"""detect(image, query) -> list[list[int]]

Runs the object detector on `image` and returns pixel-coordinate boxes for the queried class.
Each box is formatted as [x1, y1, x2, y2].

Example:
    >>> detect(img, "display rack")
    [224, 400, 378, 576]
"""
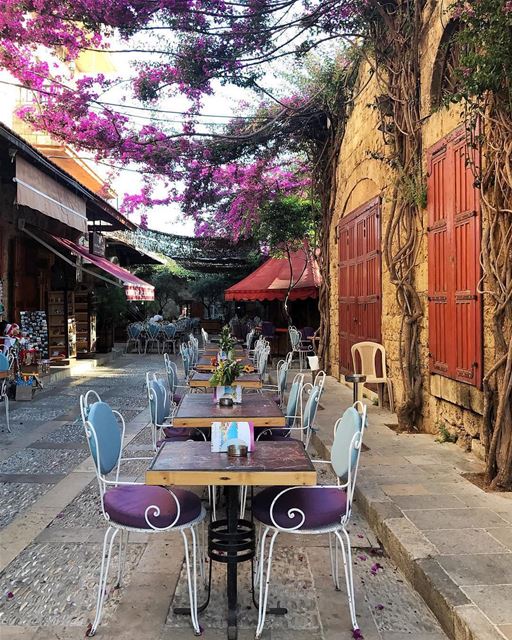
[75, 288, 97, 358]
[20, 310, 48, 359]
[47, 291, 76, 362]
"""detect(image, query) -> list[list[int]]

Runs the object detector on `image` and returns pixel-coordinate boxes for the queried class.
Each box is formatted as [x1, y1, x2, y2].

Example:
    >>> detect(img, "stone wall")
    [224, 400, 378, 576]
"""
[329, 0, 492, 455]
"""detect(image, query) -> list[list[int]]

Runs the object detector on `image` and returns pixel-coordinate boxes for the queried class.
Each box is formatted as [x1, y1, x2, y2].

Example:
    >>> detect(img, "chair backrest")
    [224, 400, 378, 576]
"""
[127, 323, 141, 339]
[302, 385, 320, 434]
[351, 341, 387, 381]
[163, 353, 178, 394]
[164, 324, 176, 338]
[148, 323, 162, 339]
[331, 403, 367, 503]
[289, 327, 301, 349]
[146, 372, 170, 426]
[246, 329, 255, 351]
[313, 370, 326, 398]
[286, 373, 304, 425]
[180, 345, 191, 377]
[257, 345, 270, 377]
[80, 393, 122, 477]
[0, 352, 10, 372]
[201, 327, 209, 347]
[277, 358, 289, 398]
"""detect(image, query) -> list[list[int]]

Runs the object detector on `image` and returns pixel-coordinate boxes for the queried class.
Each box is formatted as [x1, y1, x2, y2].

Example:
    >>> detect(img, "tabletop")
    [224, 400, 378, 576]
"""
[173, 394, 285, 427]
[188, 371, 262, 389]
[195, 356, 254, 373]
[145, 440, 317, 486]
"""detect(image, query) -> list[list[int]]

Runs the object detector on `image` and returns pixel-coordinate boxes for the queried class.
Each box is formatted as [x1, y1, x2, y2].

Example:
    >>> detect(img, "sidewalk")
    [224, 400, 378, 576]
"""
[313, 376, 512, 640]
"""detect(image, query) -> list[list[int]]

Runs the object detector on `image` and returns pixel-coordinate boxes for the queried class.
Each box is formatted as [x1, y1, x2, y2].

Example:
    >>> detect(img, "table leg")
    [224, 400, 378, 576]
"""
[226, 485, 238, 640]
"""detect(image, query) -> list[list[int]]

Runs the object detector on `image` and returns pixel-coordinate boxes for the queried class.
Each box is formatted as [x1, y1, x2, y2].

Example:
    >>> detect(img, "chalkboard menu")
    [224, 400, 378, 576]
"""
[20, 310, 49, 358]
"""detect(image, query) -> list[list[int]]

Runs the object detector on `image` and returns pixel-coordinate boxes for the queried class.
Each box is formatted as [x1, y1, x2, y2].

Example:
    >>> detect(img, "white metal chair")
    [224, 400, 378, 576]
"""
[351, 341, 394, 412]
[253, 402, 368, 639]
[0, 352, 11, 432]
[80, 391, 205, 637]
[162, 323, 178, 354]
[163, 353, 189, 404]
[145, 323, 162, 354]
[201, 327, 209, 349]
[125, 323, 142, 354]
[289, 326, 313, 371]
[256, 372, 305, 441]
[260, 352, 293, 405]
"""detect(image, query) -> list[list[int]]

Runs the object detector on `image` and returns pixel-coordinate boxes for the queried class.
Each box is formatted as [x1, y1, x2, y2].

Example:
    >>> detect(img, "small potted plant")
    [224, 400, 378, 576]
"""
[218, 325, 237, 360]
[210, 358, 245, 403]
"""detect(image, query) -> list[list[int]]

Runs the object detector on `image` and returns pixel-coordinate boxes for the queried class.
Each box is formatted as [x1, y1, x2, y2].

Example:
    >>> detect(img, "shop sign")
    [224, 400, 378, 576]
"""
[89, 232, 106, 257]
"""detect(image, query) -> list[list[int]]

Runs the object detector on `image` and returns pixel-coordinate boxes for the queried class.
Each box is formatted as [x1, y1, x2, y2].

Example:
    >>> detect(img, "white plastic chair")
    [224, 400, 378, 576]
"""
[351, 341, 394, 412]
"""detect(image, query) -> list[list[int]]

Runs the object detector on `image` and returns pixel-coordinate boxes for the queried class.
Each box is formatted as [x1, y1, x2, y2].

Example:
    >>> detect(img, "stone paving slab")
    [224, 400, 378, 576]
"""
[0, 448, 89, 475]
[312, 375, 512, 640]
[0, 482, 53, 528]
[35, 422, 86, 444]
[0, 541, 145, 626]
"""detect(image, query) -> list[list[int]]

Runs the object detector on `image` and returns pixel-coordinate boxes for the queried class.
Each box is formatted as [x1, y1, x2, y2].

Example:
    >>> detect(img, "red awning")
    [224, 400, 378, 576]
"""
[52, 236, 154, 301]
[225, 250, 321, 302]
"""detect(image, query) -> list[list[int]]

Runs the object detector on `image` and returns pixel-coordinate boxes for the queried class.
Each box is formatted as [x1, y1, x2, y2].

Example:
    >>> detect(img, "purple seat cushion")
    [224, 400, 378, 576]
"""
[163, 427, 194, 439]
[252, 486, 347, 530]
[104, 485, 201, 529]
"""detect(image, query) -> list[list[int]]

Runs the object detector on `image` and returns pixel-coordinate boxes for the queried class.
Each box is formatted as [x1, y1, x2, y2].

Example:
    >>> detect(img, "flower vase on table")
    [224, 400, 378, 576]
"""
[209, 358, 245, 405]
[218, 325, 237, 358]
[214, 385, 243, 404]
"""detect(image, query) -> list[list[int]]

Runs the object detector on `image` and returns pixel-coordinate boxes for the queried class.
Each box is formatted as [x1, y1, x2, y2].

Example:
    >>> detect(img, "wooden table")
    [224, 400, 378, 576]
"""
[188, 371, 262, 389]
[195, 356, 254, 373]
[146, 439, 316, 486]
[146, 440, 316, 638]
[173, 394, 285, 428]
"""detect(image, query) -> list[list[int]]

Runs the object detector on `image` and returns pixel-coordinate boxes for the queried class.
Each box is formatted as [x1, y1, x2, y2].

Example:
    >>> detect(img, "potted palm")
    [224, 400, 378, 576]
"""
[209, 358, 246, 404]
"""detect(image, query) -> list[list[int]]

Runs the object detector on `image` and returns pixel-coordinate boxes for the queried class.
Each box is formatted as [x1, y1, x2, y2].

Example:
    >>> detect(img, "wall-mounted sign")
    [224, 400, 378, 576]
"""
[89, 232, 106, 257]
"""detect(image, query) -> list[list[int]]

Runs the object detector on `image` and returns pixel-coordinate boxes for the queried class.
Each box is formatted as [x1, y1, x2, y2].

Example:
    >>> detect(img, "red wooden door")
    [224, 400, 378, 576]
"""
[427, 126, 482, 386]
[338, 198, 382, 373]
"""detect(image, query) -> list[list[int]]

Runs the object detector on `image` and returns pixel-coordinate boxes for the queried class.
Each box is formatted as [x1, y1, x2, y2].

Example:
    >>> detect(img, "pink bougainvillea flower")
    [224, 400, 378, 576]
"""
[370, 562, 383, 575]
[375, 603, 385, 610]
[357, 533, 365, 539]
[352, 628, 364, 639]
[357, 554, 367, 561]
[6, 591, 14, 600]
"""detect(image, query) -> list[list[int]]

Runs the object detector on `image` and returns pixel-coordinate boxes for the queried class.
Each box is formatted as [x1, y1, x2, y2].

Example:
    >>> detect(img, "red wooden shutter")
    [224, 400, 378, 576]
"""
[427, 127, 482, 386]
[428, 142, 451, 375]
[338, 198, 382, 374]
[452, 132, 481, 385]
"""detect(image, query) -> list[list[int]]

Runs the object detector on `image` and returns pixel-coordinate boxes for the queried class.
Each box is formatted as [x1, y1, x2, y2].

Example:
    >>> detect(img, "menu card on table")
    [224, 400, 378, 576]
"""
[211, 421, 254, 452]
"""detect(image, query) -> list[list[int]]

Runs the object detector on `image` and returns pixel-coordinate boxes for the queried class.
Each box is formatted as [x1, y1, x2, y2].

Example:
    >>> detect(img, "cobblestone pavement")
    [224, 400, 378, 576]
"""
[0, 353, 448, 640]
